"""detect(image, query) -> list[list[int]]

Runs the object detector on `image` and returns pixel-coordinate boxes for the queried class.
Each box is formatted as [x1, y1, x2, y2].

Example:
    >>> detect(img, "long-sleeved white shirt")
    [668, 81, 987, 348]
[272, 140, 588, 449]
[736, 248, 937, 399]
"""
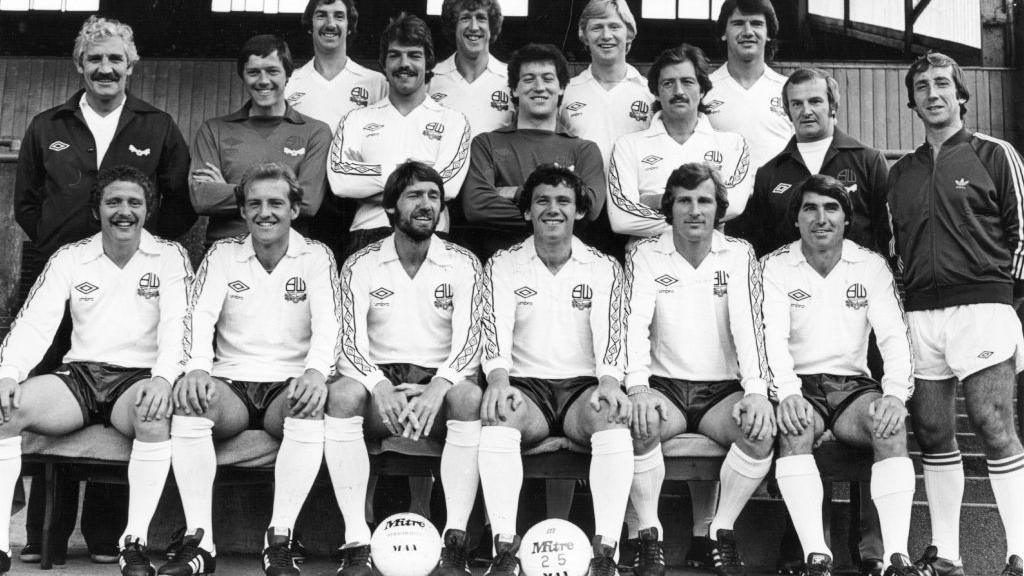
[428, 54, 512, 139]
[704, 65, 793, 169]
[624, 230, 770, 395]
[339, 234, 483, 391]
[481, 237, 624, 381]
[0, 232, 192, 384]
[761, 239, 914, 402]
[607, 113, 752, 239]
[327, 97, 471, 231]
[558, 64, 655, 164]
[183, 229, 341, 382]
[285, 58, 388, 134]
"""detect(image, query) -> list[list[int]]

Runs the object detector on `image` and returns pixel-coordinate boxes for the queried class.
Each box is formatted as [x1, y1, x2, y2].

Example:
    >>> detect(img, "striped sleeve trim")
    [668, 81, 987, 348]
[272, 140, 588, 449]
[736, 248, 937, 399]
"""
[443, 241, 484, 373]
[731, 237, 772, 385]
[723, 139, 751, 189]
[180, 239, 240, 365]
[602, 255, 624, 367]
[438, 118, 472, 183]
[974, 132, 1024, 278]
[607, 153, 663, 221]
[328, 109, 382, 176]
[339, 240, 384, 376]
[308, 238, 343, 377]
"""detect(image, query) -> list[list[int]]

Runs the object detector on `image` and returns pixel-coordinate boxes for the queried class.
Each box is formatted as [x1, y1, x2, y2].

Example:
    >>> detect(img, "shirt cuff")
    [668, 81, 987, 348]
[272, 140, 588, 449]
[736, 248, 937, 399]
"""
[151, 365, 182, 386]
[741, 377, 769, 398]
[774, 380, 802, 402]
[597, 363, 624, 382]
[360, 369, 388, 393]
[880, 377, 911, 404]
[624, 371, 650, 390]
[0, 366, 22, 382]
[481, 356, 511, 378]
[304, 361, 333, 381]
[184, 358, 213, 375]
[434, 368, 462, 387]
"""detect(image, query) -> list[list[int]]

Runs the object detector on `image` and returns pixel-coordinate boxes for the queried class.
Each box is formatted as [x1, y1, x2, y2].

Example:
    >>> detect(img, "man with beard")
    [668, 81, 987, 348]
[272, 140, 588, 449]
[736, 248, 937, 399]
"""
[166, 163, 341, 576]
[328, 14, 472, 260]
[459, 43, 605, 261]
[328, 161, 483, 576]
[429, 0, 513, 138]
[191, 35, 332, 245]
[477, 165, 630, 576]
[13, 15, 195, 565]
[0, 166, 192, 576]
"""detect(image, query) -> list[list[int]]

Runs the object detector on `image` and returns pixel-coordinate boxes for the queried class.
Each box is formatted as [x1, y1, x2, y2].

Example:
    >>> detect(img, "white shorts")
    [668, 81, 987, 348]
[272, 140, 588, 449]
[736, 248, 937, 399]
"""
[908, 303, 1024, 381]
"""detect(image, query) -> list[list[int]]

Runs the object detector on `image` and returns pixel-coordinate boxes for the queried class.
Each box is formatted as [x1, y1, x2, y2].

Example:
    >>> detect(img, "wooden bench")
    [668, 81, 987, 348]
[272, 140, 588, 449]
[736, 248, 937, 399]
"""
[21, 425, 871, 570]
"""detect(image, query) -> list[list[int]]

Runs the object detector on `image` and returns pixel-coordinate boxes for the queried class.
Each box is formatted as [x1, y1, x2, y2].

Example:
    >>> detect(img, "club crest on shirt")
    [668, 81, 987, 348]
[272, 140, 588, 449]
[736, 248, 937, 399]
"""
[423, 122, 445, 141]
[770, 97, 787, 118]
[285, 277, 307, 303]
[704, 150, 724, 170]
[845, 283, 867, 310]
[434, 283, 453, 311]
[491, 90, 510, 112]
[713, 270, 728, 297]
[350, 87, 370, 107]
[137, 272, 161, 299]
[571, 284, 593, 310]
[629, 100, 650, 123]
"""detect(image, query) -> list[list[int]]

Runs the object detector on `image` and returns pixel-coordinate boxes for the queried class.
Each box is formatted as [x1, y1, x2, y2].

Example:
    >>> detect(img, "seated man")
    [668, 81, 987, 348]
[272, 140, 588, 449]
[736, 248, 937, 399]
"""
[328, 161, 483, 576]
[625, 162, 775, 576]
[478, 165, 632, 576]
[167, 162, 341, 576]
[762, 175, 919, 576]
[0, 166, 192, 576]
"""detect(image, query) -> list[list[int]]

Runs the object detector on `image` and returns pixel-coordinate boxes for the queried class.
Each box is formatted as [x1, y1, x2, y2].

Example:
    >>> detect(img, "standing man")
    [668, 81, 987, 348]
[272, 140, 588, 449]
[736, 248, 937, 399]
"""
[0, 167, 192, 576]
[13, 15, 194, 564]
[888, 52, 1024, 576]
[729, 68, 890, 259]
[327, 161, 483, 576]
[459, 43, 605, 260]
[430, 0, 513, 138]
[191, 35, 332, 245]
[607, 43, 752, 241]
[328, 14, 472, 259]
[704, 0, 792, 170]
[166, 163, 340, 576]
[763, 175, 919, 576]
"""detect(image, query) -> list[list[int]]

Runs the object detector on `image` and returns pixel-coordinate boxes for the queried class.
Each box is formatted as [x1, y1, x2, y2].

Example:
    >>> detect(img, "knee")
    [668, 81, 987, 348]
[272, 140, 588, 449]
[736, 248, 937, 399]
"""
[132, 414, 171, 442]
[445, 382, 482, 421]
[778, 427, 814, 455]
[737, 433, 775, 460]
[633, 433, 660, 455]
[326, 377, 369, 417]
[870, 430, 908, 459]
[972, 413, 1022, 456]
[909, 415, 955, 451]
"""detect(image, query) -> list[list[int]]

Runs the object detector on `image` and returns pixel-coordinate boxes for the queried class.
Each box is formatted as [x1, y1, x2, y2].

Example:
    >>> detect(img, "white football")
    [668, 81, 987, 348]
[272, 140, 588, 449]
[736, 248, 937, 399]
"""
[370, 512, 442, 576]
[518, 519, 592, 576]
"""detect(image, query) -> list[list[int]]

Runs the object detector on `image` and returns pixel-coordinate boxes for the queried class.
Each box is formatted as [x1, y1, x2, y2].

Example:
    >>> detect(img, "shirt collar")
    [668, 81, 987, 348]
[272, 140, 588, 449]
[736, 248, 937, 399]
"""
[520, 236, 600, 264]
[378, 233, 453, 265]
[81, 230, 161, 262]
[59, 90, 156, 115]
[575, 64, 644, 85]
[653, 229, 727, 254]
[785, 239, 866, 266]
[646, 113, 713, 138]
[79, 92, 126, 119]
[236, 228, 311, 262]
[223, 101, 306, 124]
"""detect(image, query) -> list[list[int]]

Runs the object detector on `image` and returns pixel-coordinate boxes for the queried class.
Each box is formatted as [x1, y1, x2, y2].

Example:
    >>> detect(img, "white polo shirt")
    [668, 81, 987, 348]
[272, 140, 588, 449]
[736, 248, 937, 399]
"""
[558, 64, 655, 163]
[0, 232, 192, 384]
[79, 92, 125, 168]
[339, 234, 482, 391]
[184, 229, 341, 382]
[481, 236, 624, 381]
[761, 239, 914, 402]
[607, 113, 752, 239]
[327, 97, 472, 231]
[624, 230, 770, 395]
[704, 64, 793, 169]
[429, 54, 512, 138]
[285, 58, 388, 133]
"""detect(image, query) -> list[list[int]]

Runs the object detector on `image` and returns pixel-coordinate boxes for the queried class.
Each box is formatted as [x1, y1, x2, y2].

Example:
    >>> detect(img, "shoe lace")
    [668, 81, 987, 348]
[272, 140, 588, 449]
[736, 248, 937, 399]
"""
[341, 545, 372, 569]
[121, 544, 149, 566]
[265, 542, 294, 568]
[640, 537, 665, 568]
[440, 542, 468, 569]
[715, 537, 743, 569]
[490, 549, 519, 575]
[805, 560, 830, 576]
[591, 554, 618, 576]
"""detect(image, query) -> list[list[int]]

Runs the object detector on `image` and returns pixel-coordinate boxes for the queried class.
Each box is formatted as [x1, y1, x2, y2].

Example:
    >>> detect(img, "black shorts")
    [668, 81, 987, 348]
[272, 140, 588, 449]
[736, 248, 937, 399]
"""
[222, 378, 291, 429]
[53, 362, 150, 427]
[380, 363, 438, 387]
[648, 376, 743, 433]
[798, 374, 881, 428]
[509, 376, 597, 435]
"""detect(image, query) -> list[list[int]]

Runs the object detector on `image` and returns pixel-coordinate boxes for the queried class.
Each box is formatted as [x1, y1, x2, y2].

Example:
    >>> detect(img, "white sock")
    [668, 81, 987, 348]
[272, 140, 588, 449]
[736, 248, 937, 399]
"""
[120, 439, 172, 545]
[690, 481, 720, 537]
[590, 428, 633, 542]
[442, 420, 481, 533]
[630, 445, 664, 537]
[171, 416, 216, 553]
[776, 454, 830, 557]
[269, 418, 325, 531]
[871, 457, 915, 564]
[921, 451, 964, 561]
[988, 453, 1024, 560]
[478, 426, 522, 538]
[324, 415, 372, 545]
[710, 445, 772, 535]
[0, 436, 21, 554]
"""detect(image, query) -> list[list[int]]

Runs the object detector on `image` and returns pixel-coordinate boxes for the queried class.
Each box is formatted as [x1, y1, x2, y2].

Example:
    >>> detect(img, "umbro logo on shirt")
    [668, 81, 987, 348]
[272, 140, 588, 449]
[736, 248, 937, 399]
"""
[788, 289, 810, 302]
[363, 123, 384, 132]
[491, 90, 510, 111]
[137, 273, 160, 299]
[75, 282, 98, 294]
[771, 183, 792, 195]
[655, 275, 677, 287]
[371, 287, 394, 300]
[514, 286, 537, 300]
[350, 87, 370, 107]
[287, 92, 305, 104]
[49, 140, 70, 152]
[228, 280, 250, 293]
[978, 351, 994, 359]
[642, 155, 662, 166]
[704, 100, 724, 114]
[565, 102, 586, 117]
[430, 92, 448, 102]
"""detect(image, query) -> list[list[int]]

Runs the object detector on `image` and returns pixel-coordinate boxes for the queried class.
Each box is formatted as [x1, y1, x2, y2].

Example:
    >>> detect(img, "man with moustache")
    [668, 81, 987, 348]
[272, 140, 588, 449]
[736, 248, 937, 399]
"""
[762, 175, 919, 576]
[704, 0, 792, 170]
[607, 43, 752, 241]
[888, 52, 1024, 576]
[0, 166, 192, 576]
[459, 43, 605, 261]
[191, 35, 332, 245]
[327, 161, 483, 576]
[429, 0, 513, 138]
[624, 163, 775, 576]
[729, 68, 890, 259]
[167, 163, 341, 576]
[477, 165, 630, 576]
[13, 15, 195, 564]
[328, 14, 471, 259]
